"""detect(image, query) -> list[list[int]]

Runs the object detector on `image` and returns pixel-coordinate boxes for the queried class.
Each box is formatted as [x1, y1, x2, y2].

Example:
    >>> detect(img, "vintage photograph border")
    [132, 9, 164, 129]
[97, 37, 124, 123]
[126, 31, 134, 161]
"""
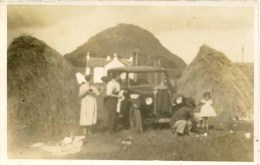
[0, 1, 259, 165]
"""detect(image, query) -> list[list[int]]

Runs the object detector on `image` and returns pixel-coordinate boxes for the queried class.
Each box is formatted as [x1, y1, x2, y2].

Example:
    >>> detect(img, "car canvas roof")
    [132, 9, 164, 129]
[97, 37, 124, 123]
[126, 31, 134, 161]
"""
[108, 66, 167, 73]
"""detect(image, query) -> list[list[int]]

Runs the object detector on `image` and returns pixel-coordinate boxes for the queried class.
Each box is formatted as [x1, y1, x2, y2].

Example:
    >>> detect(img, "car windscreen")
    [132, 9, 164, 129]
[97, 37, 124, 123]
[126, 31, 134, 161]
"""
[119, 72, 166, 87]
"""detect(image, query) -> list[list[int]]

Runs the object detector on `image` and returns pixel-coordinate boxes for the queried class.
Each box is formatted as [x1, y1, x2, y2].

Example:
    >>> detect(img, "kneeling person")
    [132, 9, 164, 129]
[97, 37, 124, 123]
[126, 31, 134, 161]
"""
[169, 98, 195, 136]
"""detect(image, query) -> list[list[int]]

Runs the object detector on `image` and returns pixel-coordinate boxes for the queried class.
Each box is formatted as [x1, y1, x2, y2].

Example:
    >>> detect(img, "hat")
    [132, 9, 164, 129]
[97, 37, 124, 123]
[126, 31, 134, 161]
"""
[76, 72, 86, 84]
[101, 76, 111, 83]
[85, 74, 93, 81]
[109, 72, 120, 79]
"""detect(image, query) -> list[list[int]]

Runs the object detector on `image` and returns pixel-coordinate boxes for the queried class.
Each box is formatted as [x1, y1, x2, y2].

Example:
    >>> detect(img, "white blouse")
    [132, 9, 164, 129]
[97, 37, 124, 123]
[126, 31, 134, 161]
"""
[106, 79, 120, 96]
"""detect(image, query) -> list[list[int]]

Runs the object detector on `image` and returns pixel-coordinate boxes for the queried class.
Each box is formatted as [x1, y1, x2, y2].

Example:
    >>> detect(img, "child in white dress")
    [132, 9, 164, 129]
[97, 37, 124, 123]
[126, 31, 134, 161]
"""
[198, 92, 217, 134]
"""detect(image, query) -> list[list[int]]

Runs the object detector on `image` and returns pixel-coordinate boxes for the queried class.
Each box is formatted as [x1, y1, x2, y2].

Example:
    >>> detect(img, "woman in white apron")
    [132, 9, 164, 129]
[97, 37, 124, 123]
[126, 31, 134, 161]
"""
[79, 74, 100, 135]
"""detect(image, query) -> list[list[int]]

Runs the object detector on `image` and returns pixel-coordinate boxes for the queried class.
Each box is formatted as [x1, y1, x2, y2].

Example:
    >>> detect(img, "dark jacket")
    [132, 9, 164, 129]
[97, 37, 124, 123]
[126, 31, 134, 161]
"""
[171, 102, 186, 115]
[169, 106, 194, 127]
[171, 94, 186, 115]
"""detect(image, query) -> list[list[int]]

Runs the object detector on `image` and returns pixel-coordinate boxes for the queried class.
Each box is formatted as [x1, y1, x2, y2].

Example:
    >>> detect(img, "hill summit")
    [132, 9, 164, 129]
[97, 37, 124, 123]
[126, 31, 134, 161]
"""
[64, 23, 186, 69]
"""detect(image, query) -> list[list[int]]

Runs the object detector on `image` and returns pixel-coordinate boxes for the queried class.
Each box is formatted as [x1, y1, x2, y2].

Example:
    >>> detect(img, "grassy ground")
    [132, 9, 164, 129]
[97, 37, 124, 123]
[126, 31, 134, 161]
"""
[67, 129, 254, 161]
[7, 94, 254, 161]
[8, 127, 254, 161]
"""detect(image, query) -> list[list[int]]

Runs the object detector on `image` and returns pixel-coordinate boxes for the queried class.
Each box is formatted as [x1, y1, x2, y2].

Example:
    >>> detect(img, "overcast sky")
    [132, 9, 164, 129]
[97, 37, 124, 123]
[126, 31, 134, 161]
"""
[7, 5, 255, 64]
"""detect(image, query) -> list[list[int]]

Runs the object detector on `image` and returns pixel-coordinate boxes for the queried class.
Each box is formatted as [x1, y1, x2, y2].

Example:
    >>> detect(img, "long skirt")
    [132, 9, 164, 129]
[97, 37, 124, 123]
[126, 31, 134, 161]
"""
[80, 95, 97, 126]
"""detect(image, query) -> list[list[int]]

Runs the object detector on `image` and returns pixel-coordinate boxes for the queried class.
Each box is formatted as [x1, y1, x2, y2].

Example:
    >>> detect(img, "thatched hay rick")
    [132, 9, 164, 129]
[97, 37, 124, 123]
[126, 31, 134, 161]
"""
[177, 45, 253, 123]
[8, 35, 80, 145]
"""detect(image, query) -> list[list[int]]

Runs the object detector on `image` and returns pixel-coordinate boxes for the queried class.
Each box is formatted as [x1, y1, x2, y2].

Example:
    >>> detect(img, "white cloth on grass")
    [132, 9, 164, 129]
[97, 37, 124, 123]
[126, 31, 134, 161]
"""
[31, 136, 85, 156]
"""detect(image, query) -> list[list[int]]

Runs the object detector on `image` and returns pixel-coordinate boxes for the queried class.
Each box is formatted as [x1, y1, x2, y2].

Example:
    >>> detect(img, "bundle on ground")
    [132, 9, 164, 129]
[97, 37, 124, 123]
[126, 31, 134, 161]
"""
[177, 45, 253, 122]
[7, 35, 80, 142]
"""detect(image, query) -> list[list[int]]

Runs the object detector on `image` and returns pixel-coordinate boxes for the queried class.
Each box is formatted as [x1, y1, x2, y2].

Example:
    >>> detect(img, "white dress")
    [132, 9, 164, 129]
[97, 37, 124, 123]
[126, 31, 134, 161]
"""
[79, 82, 100, 126]
[199, 99, 217, 118]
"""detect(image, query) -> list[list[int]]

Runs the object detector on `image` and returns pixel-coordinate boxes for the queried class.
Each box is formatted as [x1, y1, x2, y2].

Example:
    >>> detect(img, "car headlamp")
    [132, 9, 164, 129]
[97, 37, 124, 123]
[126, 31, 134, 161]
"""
[130, 94, 140, 99]
[145, 97, 153, 105]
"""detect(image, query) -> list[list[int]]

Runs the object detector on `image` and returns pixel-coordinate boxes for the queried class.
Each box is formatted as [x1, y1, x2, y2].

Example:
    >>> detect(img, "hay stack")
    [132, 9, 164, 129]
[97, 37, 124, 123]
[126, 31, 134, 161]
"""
[235, 63, 254, 86]
[177, 45, 253, 122]
[8, 35, 80, 141]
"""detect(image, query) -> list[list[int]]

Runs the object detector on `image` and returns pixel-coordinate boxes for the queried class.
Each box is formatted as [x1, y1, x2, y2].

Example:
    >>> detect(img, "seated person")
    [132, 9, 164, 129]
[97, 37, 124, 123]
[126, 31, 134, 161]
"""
[169, 97, 196, 136]
[171, 94, 186, 115]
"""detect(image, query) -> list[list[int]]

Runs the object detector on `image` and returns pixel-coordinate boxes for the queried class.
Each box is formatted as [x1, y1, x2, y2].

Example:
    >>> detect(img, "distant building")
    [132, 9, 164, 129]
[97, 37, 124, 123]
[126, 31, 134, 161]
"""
[85, 53, 133, 83]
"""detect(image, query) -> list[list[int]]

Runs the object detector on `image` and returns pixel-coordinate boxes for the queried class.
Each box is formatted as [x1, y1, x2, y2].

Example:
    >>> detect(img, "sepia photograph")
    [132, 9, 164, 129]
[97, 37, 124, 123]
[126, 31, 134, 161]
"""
[1, 1, 259, 164]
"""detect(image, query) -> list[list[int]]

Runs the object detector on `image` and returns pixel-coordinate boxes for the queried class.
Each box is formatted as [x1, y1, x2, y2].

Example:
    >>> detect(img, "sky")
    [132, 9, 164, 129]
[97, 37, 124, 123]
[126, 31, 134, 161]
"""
[7, 4, 255, 64]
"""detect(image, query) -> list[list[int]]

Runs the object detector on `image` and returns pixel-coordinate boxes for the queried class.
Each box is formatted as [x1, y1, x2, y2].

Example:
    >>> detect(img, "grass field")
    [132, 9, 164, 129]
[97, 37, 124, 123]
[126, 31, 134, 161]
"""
[7, 94, 254, 161]
[8, 128, 254, 161]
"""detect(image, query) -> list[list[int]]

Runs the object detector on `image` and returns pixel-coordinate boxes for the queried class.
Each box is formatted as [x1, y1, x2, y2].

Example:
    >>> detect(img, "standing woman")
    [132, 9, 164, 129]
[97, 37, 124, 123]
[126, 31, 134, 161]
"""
[105, 73, 121, 134]
[79, 74, 100, 135]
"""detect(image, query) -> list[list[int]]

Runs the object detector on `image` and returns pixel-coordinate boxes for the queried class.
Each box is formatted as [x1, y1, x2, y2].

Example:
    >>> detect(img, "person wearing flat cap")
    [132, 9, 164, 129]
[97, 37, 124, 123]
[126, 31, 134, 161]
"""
[104, 72, 122, 134]
[79, 74, 101, 135]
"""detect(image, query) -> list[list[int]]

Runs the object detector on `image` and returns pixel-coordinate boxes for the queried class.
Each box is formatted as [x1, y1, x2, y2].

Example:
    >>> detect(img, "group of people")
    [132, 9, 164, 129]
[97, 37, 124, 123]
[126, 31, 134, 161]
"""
[78, 72, 122, 135]
[77, 71, 217, 137]
[169, 92, 217, 137]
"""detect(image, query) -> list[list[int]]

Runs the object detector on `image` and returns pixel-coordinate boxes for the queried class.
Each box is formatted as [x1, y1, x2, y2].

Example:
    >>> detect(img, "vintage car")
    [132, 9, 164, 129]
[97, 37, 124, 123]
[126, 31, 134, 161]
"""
[107, 66, 176, 130]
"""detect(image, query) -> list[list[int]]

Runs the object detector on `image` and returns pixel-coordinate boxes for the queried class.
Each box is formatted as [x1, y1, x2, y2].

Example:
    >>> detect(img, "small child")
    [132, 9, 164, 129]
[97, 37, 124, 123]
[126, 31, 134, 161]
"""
[198, 92, 217, 135]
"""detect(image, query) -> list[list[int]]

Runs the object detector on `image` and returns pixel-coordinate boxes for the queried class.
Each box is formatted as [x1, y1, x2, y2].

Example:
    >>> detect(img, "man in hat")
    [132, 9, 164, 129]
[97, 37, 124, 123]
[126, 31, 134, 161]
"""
[104, 72, 122, 134]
